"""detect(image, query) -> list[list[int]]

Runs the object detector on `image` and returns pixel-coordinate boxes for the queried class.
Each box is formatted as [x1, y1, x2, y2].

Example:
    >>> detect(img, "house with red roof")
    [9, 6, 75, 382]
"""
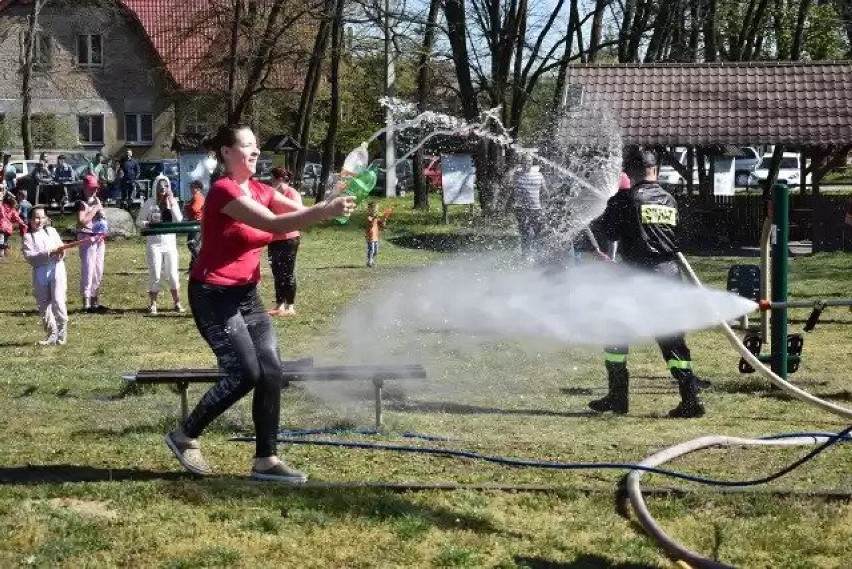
[0, 0, 304, 160]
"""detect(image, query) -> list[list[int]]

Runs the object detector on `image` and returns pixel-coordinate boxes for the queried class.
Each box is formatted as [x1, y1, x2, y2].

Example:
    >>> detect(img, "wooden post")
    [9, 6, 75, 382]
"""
[178, 380, 189, 422]
[373, 378, 383, 430]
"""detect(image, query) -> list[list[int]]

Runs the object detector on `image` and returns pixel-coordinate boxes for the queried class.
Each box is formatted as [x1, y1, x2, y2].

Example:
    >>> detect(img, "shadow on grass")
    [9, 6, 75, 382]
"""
[311, 264, 372, 270]
[387, 400, 659, 420]
[390, 232, 516, 253]
[387, 399, 596, 418]
[560, 387, 678, 397]
[0, 309, 40, 316]
[0, 464, 191, 485]
[712, 378, 829, 395]
[513, 555, 659, 569]
[0, 340, 37, 347]
[162, 480, 512, 537]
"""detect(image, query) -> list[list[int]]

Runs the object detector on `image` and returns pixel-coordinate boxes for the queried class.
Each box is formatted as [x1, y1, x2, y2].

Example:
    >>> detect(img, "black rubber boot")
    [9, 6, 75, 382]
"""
[668, 370, 705, 418]
[588, 363, 629, 414]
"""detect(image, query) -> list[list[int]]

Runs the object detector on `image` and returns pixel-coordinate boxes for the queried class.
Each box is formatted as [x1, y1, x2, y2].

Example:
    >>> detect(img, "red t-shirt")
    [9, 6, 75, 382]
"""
[190, 177, 275, 286]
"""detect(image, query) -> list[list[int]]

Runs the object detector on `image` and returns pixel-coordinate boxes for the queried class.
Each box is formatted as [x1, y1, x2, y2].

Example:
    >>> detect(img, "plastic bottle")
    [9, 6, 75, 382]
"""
[335, 164, 378, 224]
[340, 142, 369, 180]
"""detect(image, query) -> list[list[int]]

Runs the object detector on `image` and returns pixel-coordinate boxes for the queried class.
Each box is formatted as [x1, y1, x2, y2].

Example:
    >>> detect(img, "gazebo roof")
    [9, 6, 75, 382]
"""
[262, 134, 302, 153]
[564, 62, 852, 146]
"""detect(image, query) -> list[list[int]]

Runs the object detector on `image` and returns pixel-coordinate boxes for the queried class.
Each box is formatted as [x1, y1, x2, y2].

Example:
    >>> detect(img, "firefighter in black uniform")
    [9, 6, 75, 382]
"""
[588, 148, 705, 418]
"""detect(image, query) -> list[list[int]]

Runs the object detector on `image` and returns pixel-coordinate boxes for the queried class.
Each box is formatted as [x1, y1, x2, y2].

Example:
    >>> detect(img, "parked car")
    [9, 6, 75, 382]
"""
[734, 147, 760, 186]
[64, 153, 96, 178]
[254, 158, 273, 183]
[139, 159, 181, 195]
[6, 159, 41, 183]
[300, 162, 322, 196]
[657, 148, 701, 189]
[369, 158, 413, 195]
[750, 153, 811, 186]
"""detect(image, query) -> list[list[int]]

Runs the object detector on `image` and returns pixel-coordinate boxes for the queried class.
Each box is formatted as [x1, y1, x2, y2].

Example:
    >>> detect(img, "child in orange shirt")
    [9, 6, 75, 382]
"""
[364, 202, 388, 268]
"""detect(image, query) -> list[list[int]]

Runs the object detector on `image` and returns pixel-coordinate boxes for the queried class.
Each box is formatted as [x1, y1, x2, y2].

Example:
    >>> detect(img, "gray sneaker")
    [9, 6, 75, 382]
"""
[38, 334, 58, 346]
[165, 431, 212, 476]
[251, 461, 308, 484]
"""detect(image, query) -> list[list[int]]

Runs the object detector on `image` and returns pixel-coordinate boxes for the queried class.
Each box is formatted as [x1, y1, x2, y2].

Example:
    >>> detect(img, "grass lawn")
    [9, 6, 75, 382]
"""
[0, 196, 850, 568]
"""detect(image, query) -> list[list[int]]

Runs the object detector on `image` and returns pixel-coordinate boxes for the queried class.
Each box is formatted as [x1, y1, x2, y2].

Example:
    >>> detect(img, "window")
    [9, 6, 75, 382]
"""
[76, 34, 103, 66]
[124, 113, 153, 144]
[78, 115, 104, 145]
[34, 32, 53, 69]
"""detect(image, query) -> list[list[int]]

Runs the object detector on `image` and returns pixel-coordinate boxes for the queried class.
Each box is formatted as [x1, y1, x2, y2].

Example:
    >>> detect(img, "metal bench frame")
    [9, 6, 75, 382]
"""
[122, 359, 426, 430]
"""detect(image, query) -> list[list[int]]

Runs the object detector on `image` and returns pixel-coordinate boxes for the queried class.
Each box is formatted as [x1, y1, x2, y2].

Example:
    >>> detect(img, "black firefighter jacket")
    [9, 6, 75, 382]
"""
[597, 180, 681, 267]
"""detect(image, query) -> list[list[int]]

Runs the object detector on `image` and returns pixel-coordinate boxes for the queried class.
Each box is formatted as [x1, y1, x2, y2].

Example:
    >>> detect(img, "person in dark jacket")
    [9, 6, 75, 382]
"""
[119, 149, 140, 209]
[589, 148, 705, 418]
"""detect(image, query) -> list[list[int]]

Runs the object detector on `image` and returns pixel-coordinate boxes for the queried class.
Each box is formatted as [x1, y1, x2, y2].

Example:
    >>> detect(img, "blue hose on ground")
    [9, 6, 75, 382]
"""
[231, 424, 851, 488]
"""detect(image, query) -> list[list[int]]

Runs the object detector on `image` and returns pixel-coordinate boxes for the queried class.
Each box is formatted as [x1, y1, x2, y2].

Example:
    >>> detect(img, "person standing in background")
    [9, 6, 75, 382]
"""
[137, 176, 185, 314]
[76, 175, 108, 313]
[2, 154, 15, 193]
[513, 153, 546, 259]
[266, 168, 303, 315]
[120, 149, 140, 209]
[17, 189, 32, 222]
[184, 180, 205, 272]
[0, 192, 27, 259]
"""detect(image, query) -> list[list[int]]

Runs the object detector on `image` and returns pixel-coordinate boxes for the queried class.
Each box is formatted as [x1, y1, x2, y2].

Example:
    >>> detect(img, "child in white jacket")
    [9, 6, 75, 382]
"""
[136, 175, 184, 314]
[22, 207, 68, 345]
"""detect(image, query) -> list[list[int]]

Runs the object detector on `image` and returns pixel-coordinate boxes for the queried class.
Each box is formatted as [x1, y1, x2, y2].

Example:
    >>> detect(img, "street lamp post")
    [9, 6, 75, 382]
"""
[384, 0, 396, 197]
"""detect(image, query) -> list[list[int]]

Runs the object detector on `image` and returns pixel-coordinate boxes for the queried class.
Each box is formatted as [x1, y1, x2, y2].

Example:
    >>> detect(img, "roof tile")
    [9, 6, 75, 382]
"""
[566, 62, 852, 145]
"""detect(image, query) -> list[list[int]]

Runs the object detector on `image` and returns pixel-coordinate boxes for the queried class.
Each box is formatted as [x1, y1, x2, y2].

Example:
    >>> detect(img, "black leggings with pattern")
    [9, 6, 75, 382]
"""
[267, 237, 299, 305]
[183, 279, 283, 457]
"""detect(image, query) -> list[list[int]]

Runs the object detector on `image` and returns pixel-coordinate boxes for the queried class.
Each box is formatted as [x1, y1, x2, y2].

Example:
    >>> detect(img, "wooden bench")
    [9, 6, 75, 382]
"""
[122, 358, 426, 430]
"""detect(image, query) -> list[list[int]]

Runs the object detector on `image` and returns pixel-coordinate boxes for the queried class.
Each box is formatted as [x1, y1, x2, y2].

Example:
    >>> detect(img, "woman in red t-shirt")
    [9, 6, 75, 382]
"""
[165, 124, 353, 483]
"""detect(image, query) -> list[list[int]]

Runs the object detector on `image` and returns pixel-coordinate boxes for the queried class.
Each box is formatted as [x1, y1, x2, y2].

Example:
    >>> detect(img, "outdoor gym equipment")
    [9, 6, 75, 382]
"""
[121, 358, 426, 430]
[731, 182, 851, 376]
[738, 297, 852, 374]
[617, 253, 852, 567]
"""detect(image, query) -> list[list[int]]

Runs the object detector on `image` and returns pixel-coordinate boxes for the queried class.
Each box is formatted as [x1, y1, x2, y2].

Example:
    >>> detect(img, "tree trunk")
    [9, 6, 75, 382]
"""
[317, 0, 343, 203]
[443, 0, 478, 121]
[836, 0, 852, 57]
[790, 0, 813, 58]
[619, 0, 637, 62]
[703, 0, 718, 61]
[412, 0, 440, 210]
[587, 0, 607, 62]
[226, 0, 241, 123]
[552, 0, 579, 111]
[21, 0, 46, 160]
[292, 0, 333, 180]
[445, 0, 494, 210]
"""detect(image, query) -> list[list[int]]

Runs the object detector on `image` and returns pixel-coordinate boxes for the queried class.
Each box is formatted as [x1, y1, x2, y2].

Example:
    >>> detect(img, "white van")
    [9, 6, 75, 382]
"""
[750, 153, 811, 186]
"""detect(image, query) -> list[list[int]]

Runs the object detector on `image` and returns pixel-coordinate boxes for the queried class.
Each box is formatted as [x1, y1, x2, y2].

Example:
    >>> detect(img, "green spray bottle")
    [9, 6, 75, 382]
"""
[335, 142, 378, 224]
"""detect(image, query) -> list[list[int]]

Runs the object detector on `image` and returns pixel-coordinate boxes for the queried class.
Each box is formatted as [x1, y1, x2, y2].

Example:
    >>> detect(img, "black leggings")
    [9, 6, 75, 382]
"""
[183, 279, 284, 457]
[268, 237, 299, 305]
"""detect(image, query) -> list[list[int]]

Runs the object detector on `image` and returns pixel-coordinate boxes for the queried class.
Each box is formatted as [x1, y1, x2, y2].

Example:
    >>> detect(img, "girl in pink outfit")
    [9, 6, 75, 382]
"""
[76, 175, 107, 312]
[22, 207, 68, 345]
[1, 192, 27, 258]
